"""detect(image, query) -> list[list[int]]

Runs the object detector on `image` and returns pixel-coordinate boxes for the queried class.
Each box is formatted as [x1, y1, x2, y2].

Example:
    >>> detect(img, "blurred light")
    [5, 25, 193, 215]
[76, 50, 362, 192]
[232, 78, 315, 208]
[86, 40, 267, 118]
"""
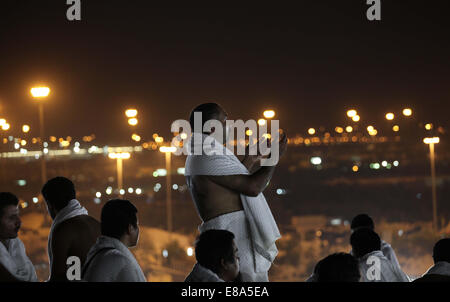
[345, 126, 353, 133]
[73, 146, 80, 153]
[159, 146, 176, 153]
[382, 161, 388, 167]
[32, 197, 38, 204]
[310, 157, 322, 165]
[352, 115, 360, 122]
[1, 123, 10, 131]
[392, 125, 400, 132]
[385, 113, 394, 120]
[423, 137, 440, 144]
[308, 128, 316, 135]
[155, 136, 164, 143]
[369, 129, 378, 136]
[172, 184, 178, 190]
[14, 143, 20, 149]
[131, 134, 141, 142]
[30, 87, 50, 98]
[180, 132, 188, 140]
[128, 187, 134, 193]
[74, 142, 80, 147]
[367, 126, 374, 132]
[177, 167, 185, 175]
[108, 152, 131, 159]
[155, 183, 161, 189]
[152, 133, 159, 139]
[352, 165, 359, 172]
[94, 198, 101, 204]
[22, 125, 30, 133]
[262, 133, 271, 139]
[136, 188, 142, 195]
[398, 230, 404, 236]
[263, 110, 275, 119]
[50, 136, 57, 142]
[119, 189, 125, 195]
[347, 109, 357, 118]
[425, 123, 433, 130]
[95, 192, 102, 198]
[0, 119, 5, 126]
[393, 160, 399, 167]
[162, 249, 168, 258]
[335, 127, 344, 134]
[21, 140, 27, 146]
[402, 108, 412, 116]
[155, 169, 167, 176]
[128, 118, 138, 126]
[258, 119, 266, 126]
[21, 202, 28, 209]
[245, 129, 253, 136]
[106, 187, 113, 195]
[187, 247, 194, 257]
[153, 171, 158, 177]
[17, 180, 27, 186]
[330, 218, 342, 226]
[125, 109, 138, 118]
[316, 230, 322, 237]
[276, 188, 287, 195]
[370, 163, 380, 170]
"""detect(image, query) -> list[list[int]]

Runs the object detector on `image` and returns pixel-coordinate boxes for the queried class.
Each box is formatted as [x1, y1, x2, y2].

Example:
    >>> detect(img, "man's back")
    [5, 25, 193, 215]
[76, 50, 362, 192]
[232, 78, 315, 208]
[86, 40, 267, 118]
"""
[50, 215, 100, 281]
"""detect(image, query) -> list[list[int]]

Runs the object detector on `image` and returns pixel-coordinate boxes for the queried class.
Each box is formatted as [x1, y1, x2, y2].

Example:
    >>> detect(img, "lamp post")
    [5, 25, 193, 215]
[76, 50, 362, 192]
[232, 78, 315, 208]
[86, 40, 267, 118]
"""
[108, 152, 131, 197]
[31, 86, 50, 186]
[423, 137, 440, 232]
[160, 146, 176, 233]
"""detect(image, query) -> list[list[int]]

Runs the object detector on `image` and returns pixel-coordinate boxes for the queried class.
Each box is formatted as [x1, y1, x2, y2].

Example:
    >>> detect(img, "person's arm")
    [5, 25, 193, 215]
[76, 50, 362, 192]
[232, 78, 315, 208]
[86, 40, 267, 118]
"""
[0, 262, 22, 282]
[48, 224, 72, 282]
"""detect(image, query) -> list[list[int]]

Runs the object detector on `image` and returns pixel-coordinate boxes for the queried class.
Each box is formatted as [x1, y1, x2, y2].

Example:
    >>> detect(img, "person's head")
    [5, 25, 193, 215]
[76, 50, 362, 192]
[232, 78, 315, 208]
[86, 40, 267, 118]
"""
[432, 238, 450, 264]
[195, 230, 239, 281]
[0, 192, 21, 240]
[189, 103, 228, 142]
[350, 227, 381, 258]
[41, 177, 76, 219]
[351, 214, 375, 232]
[101, 199, 139, 247]
[315, 253, 361, 282]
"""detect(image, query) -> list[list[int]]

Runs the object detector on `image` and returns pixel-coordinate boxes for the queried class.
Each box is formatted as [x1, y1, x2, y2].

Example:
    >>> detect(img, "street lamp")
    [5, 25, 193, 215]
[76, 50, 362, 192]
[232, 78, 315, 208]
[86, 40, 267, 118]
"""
[402, 108, 412, 117]
[263, 110, 275, 119]
[22, 125, 30, 133]
[108, 152, 131, 197]
[31, 86, 50, 185]
[159, 146, 176, 233]
[385, 113, 394, 120]
[423, 137, 440, 232]
[125, 109, 138, 118]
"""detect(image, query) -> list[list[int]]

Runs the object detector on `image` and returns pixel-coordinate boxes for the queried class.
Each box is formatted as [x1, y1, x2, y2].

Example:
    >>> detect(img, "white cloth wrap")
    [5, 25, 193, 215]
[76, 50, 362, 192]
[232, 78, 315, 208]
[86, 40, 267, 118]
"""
[359, 250, 410, 282]
[48, 199, 88, 271]
[185, 263, 225, 282]
[0, 238, 38, 281]
[82, 236, 146, 282]
[185, 133, 281, 281]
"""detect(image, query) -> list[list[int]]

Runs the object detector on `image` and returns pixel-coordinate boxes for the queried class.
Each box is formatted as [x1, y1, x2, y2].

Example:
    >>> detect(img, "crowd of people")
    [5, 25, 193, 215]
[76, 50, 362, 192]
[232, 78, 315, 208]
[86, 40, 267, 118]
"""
[0, 103, 449, 282]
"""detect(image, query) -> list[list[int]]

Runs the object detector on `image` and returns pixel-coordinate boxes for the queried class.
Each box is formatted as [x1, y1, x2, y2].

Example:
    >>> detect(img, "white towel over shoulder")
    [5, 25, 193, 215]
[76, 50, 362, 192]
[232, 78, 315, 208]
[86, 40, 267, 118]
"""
[47, 199, 88, 271]
[0, 238, 38, 281]
[185, 133, 281, 273]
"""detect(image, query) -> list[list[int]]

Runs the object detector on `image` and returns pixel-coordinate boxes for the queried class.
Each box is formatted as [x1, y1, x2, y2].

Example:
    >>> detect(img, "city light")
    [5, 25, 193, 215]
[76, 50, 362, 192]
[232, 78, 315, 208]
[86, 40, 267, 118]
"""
[128, 118, 138, 126]
[96, 192, 102, 198]
[162, 249, 168, 258]
[263, 110, 275, 119]
[32, 197, 38, 204]
[310, 157, 322, 165]
[308, 128, 316, 135]
[367, 126, 374, 132]
[186, 247, 194, 257]
[30, 87, 50, 98]
[119, 189, 125, 195]
[346, 109, 357, 118]
[172, 184, 178, 190]
[258, 119, 266, 126]
[159, 146, 176, 153]
[155, 168, 167, 176]
[393, 125, 400, 132]
[180, 132, 188, 140]
[352, 165, 359, 172]
[177, 167, 185, 175]
[125, 109, 138, 118]
[106, 187, 113, 195]
[108, 152, 131, 159]
[0, 119, 5, 126]
[21, 140, 27, 146]
[402, 108, 412, 116]
[393, 160, 399, 167]
[22, 125, 30, 133]
[423, 137, 440, 144]
[136, 188, 142, 195]
[345, 126, 353, 133]
[155, 136, 164, 143]
[352, 115, 360, 122]
[385, 113, 394, 120]
[425, 123, 433, 130]
[128, 187, 134, 193]
[131, 134, 141, 142]
[1, 123, 10, 131]
[246, 129, 253, 136]
[335, 127, 344, 134]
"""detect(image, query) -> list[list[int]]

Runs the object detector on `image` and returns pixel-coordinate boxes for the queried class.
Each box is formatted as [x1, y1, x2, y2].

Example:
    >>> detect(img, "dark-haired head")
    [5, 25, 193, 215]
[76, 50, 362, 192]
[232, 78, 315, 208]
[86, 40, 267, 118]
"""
[316, 253, 361, 282]
[350, 227, 381, 258]
[42, 177, 76, 218]
[195, 229, 239, 281]
[101, 199, 139, 246]
[351, 214, 375, 231]
[433, 238, 450, 264]
[0, 192, 21, 239]
[189, 103, 227, 134]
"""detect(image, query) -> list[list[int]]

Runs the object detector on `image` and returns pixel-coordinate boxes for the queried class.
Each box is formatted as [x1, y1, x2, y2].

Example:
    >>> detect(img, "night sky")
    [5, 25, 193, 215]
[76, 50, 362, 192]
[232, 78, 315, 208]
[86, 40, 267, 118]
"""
[1, 1, 449, 144]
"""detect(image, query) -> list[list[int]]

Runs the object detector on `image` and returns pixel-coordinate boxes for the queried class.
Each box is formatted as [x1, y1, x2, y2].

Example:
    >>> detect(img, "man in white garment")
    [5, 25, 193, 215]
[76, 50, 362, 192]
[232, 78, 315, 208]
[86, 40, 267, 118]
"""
[350, 227, 410, 282]
[414, 238, 450, 282]
[185, 103, 287, 282]
[350, 213, 405, 276]
[0, 192, 38, 282]
[42, 176, 101, 281]
[185, 229, 239, 282]
[82, 199, 146, 282]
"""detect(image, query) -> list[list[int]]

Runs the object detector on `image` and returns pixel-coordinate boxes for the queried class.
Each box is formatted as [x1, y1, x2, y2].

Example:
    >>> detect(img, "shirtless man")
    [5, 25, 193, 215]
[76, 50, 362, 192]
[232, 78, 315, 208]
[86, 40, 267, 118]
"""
[185, 103, 287, 281]
[41, 177, 100, 281]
